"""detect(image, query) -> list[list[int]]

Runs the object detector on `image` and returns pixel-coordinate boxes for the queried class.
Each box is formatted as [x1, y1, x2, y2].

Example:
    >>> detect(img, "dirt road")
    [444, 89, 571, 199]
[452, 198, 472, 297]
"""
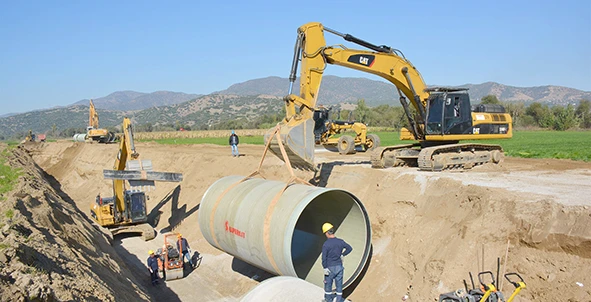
[28, 141, 591, 301]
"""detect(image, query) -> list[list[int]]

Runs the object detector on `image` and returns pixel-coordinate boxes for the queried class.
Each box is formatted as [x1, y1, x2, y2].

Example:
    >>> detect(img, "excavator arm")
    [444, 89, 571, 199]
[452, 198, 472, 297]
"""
[89, 99, 100, 129]
[111, 117, 139, 215]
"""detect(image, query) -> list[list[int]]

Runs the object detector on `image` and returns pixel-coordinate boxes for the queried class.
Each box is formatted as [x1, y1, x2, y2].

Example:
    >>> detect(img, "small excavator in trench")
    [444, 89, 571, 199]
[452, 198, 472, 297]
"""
[265, 22, 512, 171]
[90, 117, 183, 241]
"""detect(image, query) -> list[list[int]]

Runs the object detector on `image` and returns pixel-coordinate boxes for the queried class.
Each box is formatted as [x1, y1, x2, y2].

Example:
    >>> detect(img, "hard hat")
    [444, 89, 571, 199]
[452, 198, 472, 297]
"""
[148, 250, 154, 255]
[322, 222, 334, 234]
[231, 130, 235, 134]
[177, 233, 182, 238]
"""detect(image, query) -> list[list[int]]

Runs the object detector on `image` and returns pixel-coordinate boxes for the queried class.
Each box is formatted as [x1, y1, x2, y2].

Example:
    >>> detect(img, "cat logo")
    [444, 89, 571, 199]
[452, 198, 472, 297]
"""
[347, 54, 375, 67]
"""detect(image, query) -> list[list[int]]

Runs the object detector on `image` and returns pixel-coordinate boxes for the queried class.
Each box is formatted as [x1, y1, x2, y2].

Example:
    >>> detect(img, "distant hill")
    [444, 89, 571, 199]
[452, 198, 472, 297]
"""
[0, 105, 123, 138]
[72, 90, 202, 111]
[217, 76, 591, 106]
[2, 76, 590, 138]
[133, 94, 283, 127]
[214, 76, 398, 107]
[0, 95, 282, 138]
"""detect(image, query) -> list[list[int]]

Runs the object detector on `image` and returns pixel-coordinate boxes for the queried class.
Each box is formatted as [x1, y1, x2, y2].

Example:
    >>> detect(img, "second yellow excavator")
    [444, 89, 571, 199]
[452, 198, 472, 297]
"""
[87, 99, 116, 143]
[90, 117, 183, 240]
[264, 22, 512, 171]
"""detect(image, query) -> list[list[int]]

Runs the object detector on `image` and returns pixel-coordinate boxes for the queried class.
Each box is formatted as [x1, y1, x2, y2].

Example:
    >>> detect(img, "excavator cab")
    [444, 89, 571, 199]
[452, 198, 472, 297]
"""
[125, 190, 148, 223]
[425, 88, 473, 135]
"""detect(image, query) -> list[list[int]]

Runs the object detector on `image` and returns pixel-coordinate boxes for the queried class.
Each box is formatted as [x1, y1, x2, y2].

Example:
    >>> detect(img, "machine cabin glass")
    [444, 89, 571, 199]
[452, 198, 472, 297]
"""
[426, 92, 473, 135]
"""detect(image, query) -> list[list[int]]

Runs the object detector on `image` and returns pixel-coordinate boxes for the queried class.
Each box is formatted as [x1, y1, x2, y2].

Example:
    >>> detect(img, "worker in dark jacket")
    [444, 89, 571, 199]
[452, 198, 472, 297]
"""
[321, 222, 352, 302]
[147, 250, 159, 285]
[176, 234, 194, 268]
[229, 130, 239, 157]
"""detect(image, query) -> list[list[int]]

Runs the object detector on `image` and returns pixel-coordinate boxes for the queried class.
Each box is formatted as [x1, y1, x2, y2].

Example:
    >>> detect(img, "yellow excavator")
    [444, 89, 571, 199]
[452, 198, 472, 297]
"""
[90, 117, 183, 240]
[87, 99, 116, 143]
[265, 22, 512, 171]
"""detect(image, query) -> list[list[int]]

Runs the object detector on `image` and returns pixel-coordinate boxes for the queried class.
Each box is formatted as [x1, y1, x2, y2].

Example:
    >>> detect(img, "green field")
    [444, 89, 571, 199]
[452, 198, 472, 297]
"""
[140, 130, 591, 162]
[0, 147, 21, 200]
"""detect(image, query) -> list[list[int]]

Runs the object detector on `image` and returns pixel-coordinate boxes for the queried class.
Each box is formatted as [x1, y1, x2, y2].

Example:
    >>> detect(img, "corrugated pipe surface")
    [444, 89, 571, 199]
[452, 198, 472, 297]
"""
[199, 175, 371, 288]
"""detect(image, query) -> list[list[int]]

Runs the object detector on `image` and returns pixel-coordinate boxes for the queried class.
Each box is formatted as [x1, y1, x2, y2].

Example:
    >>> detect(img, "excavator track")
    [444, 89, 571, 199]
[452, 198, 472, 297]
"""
[370, 144, 420, 168]
[110, 223, 155, 241]
[417, 143, 503, 171]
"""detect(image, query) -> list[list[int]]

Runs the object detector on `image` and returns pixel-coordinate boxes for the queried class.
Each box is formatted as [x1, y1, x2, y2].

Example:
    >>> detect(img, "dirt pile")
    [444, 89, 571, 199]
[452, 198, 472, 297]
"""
[25, 141, 591, 301]
[0, 145, 150, 301]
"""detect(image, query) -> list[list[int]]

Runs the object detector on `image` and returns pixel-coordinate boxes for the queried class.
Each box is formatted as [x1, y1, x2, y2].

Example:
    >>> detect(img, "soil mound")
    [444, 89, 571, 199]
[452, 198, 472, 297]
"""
[0, 145, 150, 301]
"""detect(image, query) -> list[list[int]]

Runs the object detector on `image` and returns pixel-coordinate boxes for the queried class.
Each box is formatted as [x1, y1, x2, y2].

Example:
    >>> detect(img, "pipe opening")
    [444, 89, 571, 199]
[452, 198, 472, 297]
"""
[291, 190, 370, 287]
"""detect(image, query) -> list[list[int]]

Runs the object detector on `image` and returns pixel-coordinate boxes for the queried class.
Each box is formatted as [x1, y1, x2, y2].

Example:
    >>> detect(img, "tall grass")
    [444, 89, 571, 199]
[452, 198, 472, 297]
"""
[0, 148, 21, 199]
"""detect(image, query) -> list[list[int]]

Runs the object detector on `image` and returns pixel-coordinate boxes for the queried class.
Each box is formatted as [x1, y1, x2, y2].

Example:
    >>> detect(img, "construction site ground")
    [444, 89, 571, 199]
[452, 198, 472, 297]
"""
[12, 141, 591, 301]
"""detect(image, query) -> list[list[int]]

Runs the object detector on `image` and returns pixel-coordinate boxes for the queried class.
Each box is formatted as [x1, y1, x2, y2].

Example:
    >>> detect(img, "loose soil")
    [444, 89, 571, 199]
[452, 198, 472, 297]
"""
[13, 141, 591, 301]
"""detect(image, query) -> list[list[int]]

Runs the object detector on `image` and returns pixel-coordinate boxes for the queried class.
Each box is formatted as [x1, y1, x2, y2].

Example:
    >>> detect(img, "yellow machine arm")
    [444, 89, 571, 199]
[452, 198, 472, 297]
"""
[112, 117, 139, 214]
[89, 99, 100, 129]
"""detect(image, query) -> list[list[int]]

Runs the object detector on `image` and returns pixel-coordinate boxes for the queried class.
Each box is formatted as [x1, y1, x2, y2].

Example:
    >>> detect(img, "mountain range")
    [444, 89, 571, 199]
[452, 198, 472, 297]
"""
[1, 76, 590, 138]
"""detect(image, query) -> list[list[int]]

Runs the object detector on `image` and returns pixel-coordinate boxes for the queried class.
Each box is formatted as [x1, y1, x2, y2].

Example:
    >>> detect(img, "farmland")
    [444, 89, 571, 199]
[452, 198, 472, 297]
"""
[138, 130, 591, 162]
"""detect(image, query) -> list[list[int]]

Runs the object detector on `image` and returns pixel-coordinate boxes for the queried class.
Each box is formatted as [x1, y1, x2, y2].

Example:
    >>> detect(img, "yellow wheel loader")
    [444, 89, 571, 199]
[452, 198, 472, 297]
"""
[264, 22, 512, 171]
[90, 117, 183, 241]
[313, 106, 380, 154]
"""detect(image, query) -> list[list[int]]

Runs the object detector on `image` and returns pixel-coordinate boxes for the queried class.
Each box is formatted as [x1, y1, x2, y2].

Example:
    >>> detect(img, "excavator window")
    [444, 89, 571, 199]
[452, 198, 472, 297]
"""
[426, 93, 473, 135]
[128, 192, 147, 222]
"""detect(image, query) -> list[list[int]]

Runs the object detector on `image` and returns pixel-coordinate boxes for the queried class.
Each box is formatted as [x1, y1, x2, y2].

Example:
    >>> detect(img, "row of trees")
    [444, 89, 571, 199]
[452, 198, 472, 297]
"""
[481, 95, 591, 130]
[126, 97, 591, 132]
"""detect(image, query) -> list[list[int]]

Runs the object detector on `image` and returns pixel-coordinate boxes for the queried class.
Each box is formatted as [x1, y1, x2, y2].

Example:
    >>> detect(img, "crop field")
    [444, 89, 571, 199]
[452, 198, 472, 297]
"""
[138, 130, 591, 162]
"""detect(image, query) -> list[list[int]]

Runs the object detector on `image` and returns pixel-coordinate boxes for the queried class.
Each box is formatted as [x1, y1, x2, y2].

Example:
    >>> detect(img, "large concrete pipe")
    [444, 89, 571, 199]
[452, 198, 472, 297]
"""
[241, 276, 350, 302]
[199, 175, 371, 289]
[72, 133, 87, 142]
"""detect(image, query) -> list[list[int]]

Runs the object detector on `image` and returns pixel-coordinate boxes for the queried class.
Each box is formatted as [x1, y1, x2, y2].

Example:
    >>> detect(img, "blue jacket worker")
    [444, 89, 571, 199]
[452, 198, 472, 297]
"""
[147, 250, 159, 285]
[321, 222, 352, 302]
[177, 234, 194, 268]
[229, 130, 239, 157]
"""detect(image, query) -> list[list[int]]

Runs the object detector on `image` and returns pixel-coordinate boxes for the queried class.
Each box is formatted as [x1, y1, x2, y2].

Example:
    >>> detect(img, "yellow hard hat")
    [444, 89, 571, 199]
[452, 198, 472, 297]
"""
[322, 222, 334, 234]
[148, 250, 154, 255]
[177, 233, 182, 238]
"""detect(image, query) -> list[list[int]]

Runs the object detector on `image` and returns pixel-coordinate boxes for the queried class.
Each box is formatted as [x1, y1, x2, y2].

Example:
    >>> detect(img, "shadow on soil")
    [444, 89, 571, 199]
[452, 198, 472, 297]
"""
[39, 167, 168, 301]
[231, 258, 276, 283]
[311, 160, 371, 187]
[148, 185, 200, 233]
[114, 233, 182, 302]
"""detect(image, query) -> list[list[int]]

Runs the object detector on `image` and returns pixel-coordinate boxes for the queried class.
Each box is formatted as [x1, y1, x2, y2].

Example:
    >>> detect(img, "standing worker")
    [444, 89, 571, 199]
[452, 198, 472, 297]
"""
[321, 222, 352, 302]
[147, 250, 159, 285]
[229, 130, 240, 157]
[177, 234, 194, 268]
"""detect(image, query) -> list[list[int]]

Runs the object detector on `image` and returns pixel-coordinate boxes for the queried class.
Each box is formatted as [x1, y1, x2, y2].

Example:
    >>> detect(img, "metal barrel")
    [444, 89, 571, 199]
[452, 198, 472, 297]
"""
[241, 276, 333, 302]
[72, 133, 87, 142]
[199, 175, 371, 289]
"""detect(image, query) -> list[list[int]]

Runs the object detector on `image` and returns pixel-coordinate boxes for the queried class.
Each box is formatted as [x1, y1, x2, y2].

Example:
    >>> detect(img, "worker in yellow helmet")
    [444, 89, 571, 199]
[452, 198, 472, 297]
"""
[321, 222, 352, 302]
[177, 234, 194, 268]
[147, 250, 159, 285]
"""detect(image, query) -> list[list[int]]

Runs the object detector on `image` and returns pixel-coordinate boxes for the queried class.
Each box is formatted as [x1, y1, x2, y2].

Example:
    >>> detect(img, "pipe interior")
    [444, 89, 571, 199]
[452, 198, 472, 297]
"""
[290, 190, 370, 286]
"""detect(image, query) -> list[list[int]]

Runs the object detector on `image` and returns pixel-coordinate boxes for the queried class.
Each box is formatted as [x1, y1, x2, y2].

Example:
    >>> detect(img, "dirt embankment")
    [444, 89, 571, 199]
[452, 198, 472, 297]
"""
[0, 145, 152, 301]
[23, 141, 591, 301]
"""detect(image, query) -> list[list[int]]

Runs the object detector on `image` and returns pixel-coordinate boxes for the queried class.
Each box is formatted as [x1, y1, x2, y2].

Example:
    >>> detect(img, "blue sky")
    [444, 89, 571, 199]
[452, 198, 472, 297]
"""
[0, 0, 590, 115]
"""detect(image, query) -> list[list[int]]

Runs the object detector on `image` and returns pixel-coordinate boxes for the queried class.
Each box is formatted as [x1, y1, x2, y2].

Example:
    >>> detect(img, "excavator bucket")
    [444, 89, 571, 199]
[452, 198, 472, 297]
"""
[264, 118, 316, 171]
